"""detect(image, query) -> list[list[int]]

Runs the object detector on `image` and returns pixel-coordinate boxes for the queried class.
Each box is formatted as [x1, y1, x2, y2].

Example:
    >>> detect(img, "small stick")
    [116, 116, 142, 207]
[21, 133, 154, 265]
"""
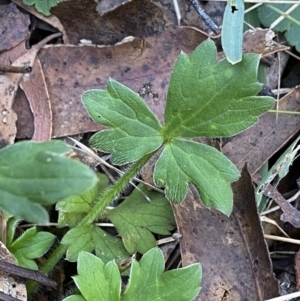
[0, 260, 57, 289]
[187, 0, 220, 34]
[0, 64, 32, 74]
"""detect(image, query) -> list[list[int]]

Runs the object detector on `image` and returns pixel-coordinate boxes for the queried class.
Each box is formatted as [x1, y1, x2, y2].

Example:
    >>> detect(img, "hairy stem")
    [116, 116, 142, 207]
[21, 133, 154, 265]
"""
[27, 151, 156, 294]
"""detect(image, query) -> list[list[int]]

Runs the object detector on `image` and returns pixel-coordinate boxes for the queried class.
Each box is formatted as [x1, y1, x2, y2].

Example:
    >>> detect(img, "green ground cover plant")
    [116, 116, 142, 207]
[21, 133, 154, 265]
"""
[0, 39, 275, 300]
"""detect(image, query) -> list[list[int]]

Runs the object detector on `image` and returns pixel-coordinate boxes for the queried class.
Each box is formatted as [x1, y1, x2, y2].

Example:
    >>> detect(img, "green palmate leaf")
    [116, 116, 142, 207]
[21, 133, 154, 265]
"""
[8, 227, 55, 270]
[63, 252, 121, 301]
[0, 141, 98, 223]
[222, 0, 245, 64]
[122, 248, 201, 301]
[22, 0, 59, 16]
[258, 4, 300, 52]
[107, 184, 176, 254]
[82, 79, 164, 165]
[63, 249, 201, 301]
[154, 138, 239, 215]
[56, 174, 109, 228]
[62, 224, 129, 263]
[163, 39, 275, 139]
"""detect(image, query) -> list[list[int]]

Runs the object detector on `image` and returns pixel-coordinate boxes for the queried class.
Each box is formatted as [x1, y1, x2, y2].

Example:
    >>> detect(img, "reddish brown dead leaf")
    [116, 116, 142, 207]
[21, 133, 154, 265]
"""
[222, 87, 300, 175]
[173, 166, 279, 300]
[0, 3, 30, 52]
[50, 0, 167, 45]
[0, 32, 61, 147]
[20, 59, 52, 141]
[37, 27, 208, 137]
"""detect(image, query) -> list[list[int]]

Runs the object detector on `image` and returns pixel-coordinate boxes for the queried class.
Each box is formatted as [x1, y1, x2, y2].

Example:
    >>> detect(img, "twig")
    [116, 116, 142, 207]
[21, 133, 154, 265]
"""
[187, 0, 220, 34]
[0, 260, 57, 289]
[0, 64, 32, 74]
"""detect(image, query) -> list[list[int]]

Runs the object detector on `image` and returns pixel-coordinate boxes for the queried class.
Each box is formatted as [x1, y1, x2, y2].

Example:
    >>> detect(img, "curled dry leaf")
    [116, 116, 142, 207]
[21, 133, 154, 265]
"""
[20, 59, 52, 141]
[0, 32, 61, 146]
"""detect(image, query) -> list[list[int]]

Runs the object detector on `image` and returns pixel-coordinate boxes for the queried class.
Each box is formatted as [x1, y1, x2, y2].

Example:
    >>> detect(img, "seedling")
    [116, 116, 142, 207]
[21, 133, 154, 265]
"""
[1, 39, 275, 300]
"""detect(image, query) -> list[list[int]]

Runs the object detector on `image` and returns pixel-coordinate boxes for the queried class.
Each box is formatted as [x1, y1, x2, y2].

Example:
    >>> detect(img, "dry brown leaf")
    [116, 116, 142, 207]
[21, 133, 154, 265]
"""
[50, 0, 167, 45]
[222, 87, 300, 175]
[173, 166, 279, 300]
[295, 249, 300, 291]
[0, 41, 28, 66]
[20, 59, 52, 141]
[0, 3, 30, 52]
[253, 173, 300, 228]
[13, 88, 34, 139]
[243, 28, 289, 57]
[0, 32, 61, 147]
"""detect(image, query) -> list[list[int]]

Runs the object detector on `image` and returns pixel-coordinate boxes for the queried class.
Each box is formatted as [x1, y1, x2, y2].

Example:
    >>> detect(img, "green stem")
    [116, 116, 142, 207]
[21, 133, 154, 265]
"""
[27, 243, 68, 294]
[77, 151, 155, 226]
[27, 151, 155, 294]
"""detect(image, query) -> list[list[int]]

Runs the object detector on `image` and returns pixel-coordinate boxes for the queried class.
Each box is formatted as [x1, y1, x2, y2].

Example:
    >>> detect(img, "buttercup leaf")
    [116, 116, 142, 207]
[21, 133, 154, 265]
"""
[107, 184, 175, 254]
[122, 248, 201, 301]
[82, 79, 164, 165]
[63, 249, 201, 301]
[62, 225, 129, 263]
[72, 252, 121, 301]
[163, 39, 275, 139]
[154, 138, 240, 215]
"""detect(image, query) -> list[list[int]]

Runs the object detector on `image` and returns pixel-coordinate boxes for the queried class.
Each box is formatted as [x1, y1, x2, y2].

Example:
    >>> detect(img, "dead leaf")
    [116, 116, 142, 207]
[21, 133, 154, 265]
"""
[0, 32, 61, 147]
[243, 28, 289, 57]
[252, 173, 300, 228]
[173, 166, 279, 300]
[12, 88, 34, 139]
[222, 87, 300, 175]
[20, 59, 52, 141]
[0, 3, 30, 52]
[295, 249, 300, 291]
[50, 0, 167, 45]
[0, 40, 28, 66]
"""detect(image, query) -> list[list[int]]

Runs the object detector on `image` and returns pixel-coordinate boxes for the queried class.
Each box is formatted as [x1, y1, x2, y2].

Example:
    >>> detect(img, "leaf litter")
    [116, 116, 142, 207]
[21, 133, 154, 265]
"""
[0, 0, 300, 300]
